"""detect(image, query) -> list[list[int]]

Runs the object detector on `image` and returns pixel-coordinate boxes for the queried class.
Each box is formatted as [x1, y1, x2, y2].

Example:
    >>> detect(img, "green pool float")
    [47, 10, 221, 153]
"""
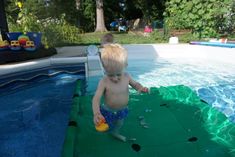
[62, 80, 235, 157]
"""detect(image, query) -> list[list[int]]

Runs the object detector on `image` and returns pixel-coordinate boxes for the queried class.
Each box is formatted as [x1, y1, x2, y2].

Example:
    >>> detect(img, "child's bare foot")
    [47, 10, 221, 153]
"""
[111, 132, 137, 142]
[127, 138, 137, 142]
[111, 132, 126, 142]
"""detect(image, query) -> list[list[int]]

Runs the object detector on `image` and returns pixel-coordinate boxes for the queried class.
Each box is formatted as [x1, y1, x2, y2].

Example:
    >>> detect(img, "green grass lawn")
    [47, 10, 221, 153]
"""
[77, 31, 162, 45]
[53, 30, 235, 47]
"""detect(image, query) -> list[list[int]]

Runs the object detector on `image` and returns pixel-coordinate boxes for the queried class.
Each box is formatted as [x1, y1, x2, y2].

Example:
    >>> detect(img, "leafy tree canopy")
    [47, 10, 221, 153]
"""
[164, 0, 234, 37]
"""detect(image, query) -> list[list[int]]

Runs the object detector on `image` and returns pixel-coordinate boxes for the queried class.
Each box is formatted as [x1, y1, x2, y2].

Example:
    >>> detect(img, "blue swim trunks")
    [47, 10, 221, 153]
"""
[100, 105, 128, 129]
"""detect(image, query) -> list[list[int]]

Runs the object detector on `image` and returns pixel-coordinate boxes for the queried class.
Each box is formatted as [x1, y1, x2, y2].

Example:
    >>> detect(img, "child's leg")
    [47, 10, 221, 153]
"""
[110, 119, 137, 142]
[110, 119, 126, 142]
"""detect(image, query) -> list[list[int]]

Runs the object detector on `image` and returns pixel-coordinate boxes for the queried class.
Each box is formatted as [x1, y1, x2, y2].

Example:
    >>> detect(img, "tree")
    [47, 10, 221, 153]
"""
[164, 0, 234, 37]
[126, 0, 166, 21]
[95, 0, 107, 32]
[0, 0, 9, 40]
[47, 0, 78, 25]
[79, 0, 96, 32]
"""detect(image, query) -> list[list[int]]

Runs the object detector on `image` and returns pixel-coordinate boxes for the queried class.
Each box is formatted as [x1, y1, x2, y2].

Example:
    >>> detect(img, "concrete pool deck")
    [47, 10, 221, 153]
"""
[0, 44, 234, 77]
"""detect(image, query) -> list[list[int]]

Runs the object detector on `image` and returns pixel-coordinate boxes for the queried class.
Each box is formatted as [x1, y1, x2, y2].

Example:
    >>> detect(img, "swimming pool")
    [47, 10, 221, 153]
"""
[87, 44, 235, 122]
[125, 44, 235, 122]
[0, 64, 85, 157]
[126, 58, 235, 121]
[1, 44, 235, 156]
[71, 44, 235, 157]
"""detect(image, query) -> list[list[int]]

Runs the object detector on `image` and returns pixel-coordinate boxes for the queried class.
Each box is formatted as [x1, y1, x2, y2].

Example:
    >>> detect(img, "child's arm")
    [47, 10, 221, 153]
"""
[128, 74, 148, 93]
[92, 79, 105, 125]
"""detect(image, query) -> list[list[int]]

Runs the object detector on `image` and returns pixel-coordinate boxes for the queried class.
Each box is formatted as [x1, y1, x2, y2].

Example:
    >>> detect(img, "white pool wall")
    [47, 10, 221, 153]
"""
[124, 44, 235, 65]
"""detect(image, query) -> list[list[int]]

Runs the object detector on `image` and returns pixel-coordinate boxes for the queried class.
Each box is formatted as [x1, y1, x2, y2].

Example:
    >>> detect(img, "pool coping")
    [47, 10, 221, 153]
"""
[0, 45, 88, 76]
[0, 56, 88, 76]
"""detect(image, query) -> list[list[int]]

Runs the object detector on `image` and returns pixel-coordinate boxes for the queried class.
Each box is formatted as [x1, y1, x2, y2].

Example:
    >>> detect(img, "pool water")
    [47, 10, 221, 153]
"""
[0, 68, 85, 157]
[87, 51, 235, 123]
[127, 58, 235, 122]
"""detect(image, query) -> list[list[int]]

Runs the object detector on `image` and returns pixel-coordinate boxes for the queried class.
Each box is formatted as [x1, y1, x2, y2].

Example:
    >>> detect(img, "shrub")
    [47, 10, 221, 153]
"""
[40, 16, 82, 47]
[8, 15, 82, 47]
[150, 29, 168, 43]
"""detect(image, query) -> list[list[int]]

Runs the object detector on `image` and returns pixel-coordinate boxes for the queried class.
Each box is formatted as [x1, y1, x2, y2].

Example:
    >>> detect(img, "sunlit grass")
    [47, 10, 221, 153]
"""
[76, 31, 164, 46]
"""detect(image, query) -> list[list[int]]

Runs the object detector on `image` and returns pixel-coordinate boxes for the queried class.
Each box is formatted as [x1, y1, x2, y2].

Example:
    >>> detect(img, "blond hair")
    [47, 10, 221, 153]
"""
[100, 44, 127, 73]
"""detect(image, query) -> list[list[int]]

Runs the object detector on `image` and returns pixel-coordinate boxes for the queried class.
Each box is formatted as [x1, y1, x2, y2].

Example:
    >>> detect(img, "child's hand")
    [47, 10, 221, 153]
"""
[139, 87, 149, 93]
[93, 112, 105, 126]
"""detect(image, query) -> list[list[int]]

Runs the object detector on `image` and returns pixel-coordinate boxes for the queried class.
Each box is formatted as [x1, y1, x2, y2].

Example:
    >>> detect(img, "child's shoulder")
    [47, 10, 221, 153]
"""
[100, 76, 109, 82]
[123, 72, 132, 80]
[124, 72, 130, 77]
[97, 77, 108, 87]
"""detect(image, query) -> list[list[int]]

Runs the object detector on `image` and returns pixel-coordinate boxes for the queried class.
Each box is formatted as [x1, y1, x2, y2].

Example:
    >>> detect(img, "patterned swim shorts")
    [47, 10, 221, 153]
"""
[100, 105, 128, 129]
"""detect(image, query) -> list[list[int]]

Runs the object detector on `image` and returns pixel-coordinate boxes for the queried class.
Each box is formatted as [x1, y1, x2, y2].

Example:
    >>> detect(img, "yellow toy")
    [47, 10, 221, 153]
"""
[0, 40, 9, 50]
[95, 118, 109, 132]
[0, 40, 9, 46]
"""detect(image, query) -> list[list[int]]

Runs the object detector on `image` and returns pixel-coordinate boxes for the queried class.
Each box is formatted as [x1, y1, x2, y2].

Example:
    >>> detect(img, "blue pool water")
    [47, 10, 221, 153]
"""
[0, 65, 85, 157]
[87, 56, 235, 123]
[127, 58, 235, 122]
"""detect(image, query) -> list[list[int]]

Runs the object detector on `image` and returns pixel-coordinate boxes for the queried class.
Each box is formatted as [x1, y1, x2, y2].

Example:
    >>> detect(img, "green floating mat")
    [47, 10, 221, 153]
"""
[62, 82, 235, 157]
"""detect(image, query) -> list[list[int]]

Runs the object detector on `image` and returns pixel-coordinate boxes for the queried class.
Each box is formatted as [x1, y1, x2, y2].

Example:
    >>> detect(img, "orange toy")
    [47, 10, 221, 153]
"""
[95, 118, 109, 132]
[18, 34, 29, 45]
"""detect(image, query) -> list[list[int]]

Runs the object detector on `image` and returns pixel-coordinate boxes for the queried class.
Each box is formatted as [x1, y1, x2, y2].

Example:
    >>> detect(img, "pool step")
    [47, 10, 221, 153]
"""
[87, 55, 104, 77]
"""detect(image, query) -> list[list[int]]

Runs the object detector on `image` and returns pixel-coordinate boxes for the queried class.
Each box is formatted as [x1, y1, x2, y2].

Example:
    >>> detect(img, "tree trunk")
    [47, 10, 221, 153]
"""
[75, 0, 81, 27]
[95, 0, 107, 32]
[0, 0, 9, 40]
[75, 0, 81, 10]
